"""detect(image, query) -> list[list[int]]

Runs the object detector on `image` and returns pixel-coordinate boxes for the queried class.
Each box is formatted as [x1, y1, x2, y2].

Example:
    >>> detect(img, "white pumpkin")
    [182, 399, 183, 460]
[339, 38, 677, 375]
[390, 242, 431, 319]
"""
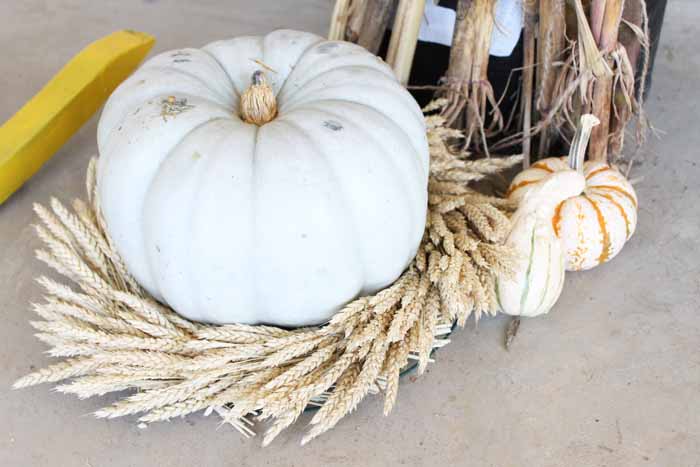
[507, 155, 637, 272]
[96, 30, 429, 327]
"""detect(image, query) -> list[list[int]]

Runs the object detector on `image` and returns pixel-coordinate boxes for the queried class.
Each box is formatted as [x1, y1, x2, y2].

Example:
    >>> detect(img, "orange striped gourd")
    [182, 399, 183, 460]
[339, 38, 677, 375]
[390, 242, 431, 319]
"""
[507, 118, 638, 271]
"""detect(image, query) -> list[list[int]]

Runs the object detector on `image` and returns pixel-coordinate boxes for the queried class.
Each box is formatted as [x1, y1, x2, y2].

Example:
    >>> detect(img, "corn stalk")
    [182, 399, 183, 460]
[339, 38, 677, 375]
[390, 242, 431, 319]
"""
[588, 0, 624, 162]
[357, 0, 395, 54]
[441, 0, 502, 155]
[347, 0, 369, 42]
[386, 0, 426, 85]
[328, 0, 353, 40]
[521, 0, 537, 167]
[536, 0, 566, 155]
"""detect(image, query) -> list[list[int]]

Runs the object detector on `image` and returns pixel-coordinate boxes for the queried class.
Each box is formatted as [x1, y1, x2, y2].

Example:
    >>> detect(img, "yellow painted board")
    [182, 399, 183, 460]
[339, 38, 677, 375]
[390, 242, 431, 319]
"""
[0, 30, 155, 205]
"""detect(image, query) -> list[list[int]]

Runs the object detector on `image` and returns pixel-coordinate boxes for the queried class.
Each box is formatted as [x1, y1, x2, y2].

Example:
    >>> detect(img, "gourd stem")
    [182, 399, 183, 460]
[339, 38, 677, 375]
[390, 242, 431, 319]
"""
[568, 114, 600, 172]
[240, 70, 277, 125]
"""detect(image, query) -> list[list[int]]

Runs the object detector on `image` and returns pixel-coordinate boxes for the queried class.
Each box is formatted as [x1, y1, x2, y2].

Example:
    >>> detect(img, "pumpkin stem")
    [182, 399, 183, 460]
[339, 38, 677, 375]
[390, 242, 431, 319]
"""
[568, 114, 601, 172]
[240, 70, 277, 125]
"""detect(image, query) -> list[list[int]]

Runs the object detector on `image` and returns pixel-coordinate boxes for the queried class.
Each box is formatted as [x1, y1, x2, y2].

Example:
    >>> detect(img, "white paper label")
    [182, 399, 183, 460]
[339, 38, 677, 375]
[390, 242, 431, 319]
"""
[418, 3, 456, 47]
[489, 0, 523, 57]
[417, 0, 523, 57]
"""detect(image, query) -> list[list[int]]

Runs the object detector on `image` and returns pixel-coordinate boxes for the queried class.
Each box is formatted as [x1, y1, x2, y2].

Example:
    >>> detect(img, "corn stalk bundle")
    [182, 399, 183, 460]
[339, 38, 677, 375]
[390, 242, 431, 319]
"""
[330, 0, 652, 166]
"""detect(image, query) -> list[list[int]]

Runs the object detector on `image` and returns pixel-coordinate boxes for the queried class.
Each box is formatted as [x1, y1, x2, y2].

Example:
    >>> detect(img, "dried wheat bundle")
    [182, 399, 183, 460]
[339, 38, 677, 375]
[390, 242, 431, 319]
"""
[15, 102, 521, 446]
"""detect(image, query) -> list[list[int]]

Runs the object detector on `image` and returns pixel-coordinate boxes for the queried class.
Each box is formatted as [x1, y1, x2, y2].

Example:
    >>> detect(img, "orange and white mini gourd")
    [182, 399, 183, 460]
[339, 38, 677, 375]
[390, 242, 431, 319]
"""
[96, 30, 429, 327]
[496, 116, 597, 317]
[507, 120, 638, 271]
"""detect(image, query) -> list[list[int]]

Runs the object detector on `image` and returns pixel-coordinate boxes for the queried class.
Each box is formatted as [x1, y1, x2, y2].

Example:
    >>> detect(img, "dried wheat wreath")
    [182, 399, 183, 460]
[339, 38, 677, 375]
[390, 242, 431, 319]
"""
[15, 101, 521, 445]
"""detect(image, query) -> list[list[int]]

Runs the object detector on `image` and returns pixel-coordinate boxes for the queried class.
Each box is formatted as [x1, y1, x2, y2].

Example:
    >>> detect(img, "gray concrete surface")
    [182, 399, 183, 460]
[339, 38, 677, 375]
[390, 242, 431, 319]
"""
[1, 1, 698, 466]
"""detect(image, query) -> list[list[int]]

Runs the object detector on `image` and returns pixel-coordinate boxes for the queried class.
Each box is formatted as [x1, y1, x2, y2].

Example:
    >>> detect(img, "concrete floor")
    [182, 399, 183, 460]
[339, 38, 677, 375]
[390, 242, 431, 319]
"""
[1, 1, 698, 466]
